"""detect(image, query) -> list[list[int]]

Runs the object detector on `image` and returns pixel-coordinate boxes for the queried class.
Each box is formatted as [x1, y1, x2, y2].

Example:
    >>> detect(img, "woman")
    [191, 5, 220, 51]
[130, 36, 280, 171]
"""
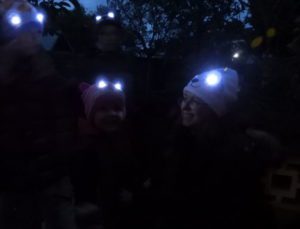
[158, 68, 280, 229]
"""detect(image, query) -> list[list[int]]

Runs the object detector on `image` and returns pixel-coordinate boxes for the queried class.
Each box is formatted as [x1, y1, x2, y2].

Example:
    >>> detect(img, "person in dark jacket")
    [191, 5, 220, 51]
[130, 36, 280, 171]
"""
[0, 1, 77, 228]
[157, 68, 281, 229]
[72, 80, 140, 229]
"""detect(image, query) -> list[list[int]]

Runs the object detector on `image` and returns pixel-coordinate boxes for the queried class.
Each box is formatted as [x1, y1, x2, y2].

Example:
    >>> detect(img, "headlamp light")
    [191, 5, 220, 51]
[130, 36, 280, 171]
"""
[205, 71, 222, 87]
[96, 15, 102, 22]
[97, 80, 124, 91]
[114, 82, 122, 91]
[10, 15, 22, 26]
[107, 12, 115, 19]
[233, 52, 240, 59]
[36, 13, 45, 23]
[98, 80, 108, 89]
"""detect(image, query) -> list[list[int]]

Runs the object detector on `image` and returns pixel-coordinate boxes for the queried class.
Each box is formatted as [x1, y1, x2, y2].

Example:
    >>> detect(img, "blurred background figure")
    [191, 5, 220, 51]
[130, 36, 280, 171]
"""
[0, 0, 77, 228]
[94, 11, 123, 53]
[73, 10, 144, 106]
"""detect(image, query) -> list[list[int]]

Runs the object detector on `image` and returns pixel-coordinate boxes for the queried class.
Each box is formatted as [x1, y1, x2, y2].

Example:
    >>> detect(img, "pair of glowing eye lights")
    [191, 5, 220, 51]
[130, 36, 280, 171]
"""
[9, 13, 45, 27]
[95, 12, 115, 22]
[98, 80, 123, 91]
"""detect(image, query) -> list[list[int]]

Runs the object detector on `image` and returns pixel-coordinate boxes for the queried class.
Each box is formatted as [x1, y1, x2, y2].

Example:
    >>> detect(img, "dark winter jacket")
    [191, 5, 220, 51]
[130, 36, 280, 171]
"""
[158, 117, 280, 229]
[71, 119, 142, 229]
[71, 119, 139, 203]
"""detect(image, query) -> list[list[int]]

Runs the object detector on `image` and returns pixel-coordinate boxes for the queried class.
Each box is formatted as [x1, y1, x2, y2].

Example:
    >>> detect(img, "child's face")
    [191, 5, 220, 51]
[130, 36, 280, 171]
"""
[93, 99, 126, 133]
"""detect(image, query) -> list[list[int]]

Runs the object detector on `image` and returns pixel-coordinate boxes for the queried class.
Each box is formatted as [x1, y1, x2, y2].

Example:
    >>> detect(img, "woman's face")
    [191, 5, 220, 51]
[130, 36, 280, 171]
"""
[180, 91, 215, 128]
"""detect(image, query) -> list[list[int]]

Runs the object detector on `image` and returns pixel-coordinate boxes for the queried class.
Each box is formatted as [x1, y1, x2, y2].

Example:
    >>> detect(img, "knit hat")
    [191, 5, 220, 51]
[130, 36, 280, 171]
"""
[79, 81, 126, 122]
[184, 68, 240, 116]
[0, 0, 45, 35]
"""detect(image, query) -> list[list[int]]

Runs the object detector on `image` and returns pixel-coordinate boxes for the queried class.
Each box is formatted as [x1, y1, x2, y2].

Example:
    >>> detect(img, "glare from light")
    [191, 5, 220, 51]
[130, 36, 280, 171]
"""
[233, 52, 240, 59]
[96, 15, 102, 21]
[98, 80, 108, 89]
[205, 72, 221, 86]
[10, 15, 22, 26]
[107, 12, 115, 18]
[114, 82, 122, 91]
[36, 13, 45, 23]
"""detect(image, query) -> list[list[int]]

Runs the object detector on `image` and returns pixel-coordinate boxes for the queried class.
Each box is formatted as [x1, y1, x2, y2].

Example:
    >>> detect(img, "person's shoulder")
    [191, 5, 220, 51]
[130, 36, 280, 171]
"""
[245, 128, 282, 163]
[222, 128, 282, 163]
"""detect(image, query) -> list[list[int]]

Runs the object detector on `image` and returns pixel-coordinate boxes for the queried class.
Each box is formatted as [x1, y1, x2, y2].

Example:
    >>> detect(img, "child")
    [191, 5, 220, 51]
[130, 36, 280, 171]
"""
[73, 80, 138, 229]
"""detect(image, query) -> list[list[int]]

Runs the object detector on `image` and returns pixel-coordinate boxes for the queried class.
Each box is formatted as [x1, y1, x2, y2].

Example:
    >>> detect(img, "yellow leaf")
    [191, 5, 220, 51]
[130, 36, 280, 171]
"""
[266, 28, 277, 38]
[251, 36, 264, 48]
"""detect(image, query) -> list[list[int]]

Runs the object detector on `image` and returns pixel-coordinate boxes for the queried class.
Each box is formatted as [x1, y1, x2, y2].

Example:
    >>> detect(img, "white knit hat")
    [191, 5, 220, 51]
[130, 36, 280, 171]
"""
[184, 68, 240, 116]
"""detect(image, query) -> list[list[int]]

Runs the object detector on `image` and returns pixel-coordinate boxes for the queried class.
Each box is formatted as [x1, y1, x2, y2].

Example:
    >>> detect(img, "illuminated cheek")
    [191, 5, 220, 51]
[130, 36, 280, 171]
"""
[117, 110, 126, 120]
[180, 101, 186, 111]
[189, 104, 199, 113]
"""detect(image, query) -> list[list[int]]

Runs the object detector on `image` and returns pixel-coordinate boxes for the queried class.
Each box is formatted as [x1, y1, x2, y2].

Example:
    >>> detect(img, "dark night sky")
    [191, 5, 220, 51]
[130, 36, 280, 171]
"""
[79, 0, 106, 12]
